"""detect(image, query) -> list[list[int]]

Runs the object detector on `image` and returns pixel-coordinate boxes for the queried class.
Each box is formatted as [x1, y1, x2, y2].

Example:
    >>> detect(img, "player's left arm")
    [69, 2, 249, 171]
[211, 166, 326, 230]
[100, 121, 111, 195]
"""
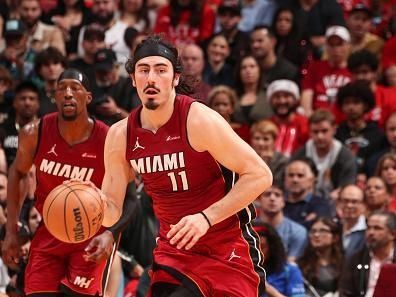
[167, 103, 272, 249]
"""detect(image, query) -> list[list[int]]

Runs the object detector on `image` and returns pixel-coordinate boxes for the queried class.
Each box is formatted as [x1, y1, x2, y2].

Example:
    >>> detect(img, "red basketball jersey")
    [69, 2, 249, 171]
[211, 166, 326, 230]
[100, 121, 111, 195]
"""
[33, 113, 108, 215]
[126, 95, 265, 296]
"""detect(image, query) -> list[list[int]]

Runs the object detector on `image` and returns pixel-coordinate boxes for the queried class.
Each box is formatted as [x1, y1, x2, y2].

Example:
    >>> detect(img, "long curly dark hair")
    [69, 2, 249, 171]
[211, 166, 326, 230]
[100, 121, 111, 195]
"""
[254, 222, 287, 275]
[298, 217, 343, 284]
[169, 0, 204, 28]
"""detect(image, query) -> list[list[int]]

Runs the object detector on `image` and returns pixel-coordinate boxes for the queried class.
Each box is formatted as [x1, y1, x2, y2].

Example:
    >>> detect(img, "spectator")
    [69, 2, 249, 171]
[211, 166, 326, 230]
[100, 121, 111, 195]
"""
[19, 0, 66, 54]
[337, 184, 367, 258]
[69, 23, 106, 80]
[207, 85, 250, 143]
[0, 81, 40, 167]
[300, 25, 352, 118]
[293, 109, 357, 199]
[365, 176, 393, 214]
[250, 25, 299, 90]
[153, 0, 215, 47]
[91, 48, 138, 126]
[383, 64, 396, 89]
[253, 222, 305, 297]
[298, 217, 344, 297]
[180, 43, 211, 103]
[283, 158, 333, 228]
[34, 46, 67, 116]
[366, 113, 396, 176]
[346, 3, 384, 57]
[234, 55, 271, 124]
[267, 79, 309, 157]
[348, 50, 396, 128]
[284, 0, 345, 54]
[0, 66, 14, 124]
[375, 153, 396, 209]
[78, 0, 130, 64]
[238, 0, 278, 33]
[340, 211, 396, 297]
[271, 6, 310, 69]
[0, 19, 36, 85]
[118, 0, 155, 32]
[257, 184, 307, 262]
[42, 0, 91, 58]
[216, 0, 250, 65]
[335, 80, 385, 170]
[250, 120, 288, 185]
[203, 33, 234, 87]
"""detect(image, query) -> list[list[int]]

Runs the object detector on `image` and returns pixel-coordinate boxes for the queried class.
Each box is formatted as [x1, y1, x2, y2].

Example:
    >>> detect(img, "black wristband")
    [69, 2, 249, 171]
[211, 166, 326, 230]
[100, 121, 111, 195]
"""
[200, 211, 212, 228]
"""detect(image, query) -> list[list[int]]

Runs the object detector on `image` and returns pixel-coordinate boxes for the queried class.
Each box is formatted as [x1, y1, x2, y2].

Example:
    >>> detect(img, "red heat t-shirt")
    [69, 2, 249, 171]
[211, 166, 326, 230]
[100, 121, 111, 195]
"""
[34, 113, 108, 215]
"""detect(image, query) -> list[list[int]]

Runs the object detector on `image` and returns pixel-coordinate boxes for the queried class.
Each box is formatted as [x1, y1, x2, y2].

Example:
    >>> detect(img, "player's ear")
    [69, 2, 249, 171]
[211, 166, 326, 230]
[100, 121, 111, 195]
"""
[173, 73, 181, 87]
[86, 92, 93, 105]
[130, 74, 136, 87]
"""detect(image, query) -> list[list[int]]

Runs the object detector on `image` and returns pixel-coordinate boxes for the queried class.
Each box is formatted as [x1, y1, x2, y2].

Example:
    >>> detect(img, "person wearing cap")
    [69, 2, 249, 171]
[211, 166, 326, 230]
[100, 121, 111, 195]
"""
[346, 3, 384, 56]
[267, 79, 309, 157]
[335, 80, 385, 171]
[91, 48, 139, 126]
[2, 68, 134, 297]
[301, 25, 352, 119]
[19, 0, 66, 55]
[216, 0, 250, 65]
[0, 19, 35, 85]
[100, 35, 272, 297]
[69, 23, 106, 80]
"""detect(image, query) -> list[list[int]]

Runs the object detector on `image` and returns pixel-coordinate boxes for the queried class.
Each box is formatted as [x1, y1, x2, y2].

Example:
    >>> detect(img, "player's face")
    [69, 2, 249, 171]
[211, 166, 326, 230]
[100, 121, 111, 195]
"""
[132, 56, 180, 110]
[55, 79, 92, 121]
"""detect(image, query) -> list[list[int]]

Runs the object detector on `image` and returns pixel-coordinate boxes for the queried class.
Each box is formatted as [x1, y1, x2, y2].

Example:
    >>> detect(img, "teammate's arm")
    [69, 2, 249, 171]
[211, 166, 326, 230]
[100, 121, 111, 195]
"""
[2, 121, 39, 267]
[101, 119, 135, 227]
[167, 103, 272, 249]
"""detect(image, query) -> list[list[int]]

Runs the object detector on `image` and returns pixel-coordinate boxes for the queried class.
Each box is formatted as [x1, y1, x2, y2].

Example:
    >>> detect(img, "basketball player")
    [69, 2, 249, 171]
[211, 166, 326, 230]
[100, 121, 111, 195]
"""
[2, 69, 131, 297]
[100, 35, 273, 297]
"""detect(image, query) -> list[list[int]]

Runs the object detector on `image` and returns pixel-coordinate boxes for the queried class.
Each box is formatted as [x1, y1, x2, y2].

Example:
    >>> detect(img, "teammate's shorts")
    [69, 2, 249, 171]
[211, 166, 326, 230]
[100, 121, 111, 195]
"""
[24, 225, 116, 296]
[148, 220, 266, 297]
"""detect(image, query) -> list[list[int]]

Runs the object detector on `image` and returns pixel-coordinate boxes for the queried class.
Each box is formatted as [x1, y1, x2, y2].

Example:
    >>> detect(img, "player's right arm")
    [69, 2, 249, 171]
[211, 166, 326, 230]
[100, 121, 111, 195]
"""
[101, 118, 135, 227]
[2, 120, 39, 268]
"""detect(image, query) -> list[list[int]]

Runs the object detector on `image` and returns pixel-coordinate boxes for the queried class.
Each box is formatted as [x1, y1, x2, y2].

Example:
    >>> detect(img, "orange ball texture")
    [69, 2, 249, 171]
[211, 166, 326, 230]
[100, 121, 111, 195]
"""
[43, 180, 104, 243]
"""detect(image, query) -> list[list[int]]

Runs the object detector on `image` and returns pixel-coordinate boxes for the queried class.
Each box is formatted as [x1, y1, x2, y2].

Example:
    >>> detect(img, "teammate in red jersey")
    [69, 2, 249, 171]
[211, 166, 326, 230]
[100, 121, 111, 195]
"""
[2, 69, 130, 297]
[101, 35, 273, 297]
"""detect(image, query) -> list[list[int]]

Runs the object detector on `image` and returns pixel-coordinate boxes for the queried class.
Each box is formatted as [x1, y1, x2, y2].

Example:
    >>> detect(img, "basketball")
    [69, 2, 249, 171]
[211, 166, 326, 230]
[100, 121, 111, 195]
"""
[43, 180, 104, 243]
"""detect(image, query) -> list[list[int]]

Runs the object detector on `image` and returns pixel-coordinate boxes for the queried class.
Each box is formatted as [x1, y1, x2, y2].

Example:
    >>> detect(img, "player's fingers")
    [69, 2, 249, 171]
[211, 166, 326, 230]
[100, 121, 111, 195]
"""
[167, 218, 186, 239]
[85, 238, 99, 252]
[184, 234, 201, 250]
[176, 229, 195, 249]
[169, 223, 189, 245]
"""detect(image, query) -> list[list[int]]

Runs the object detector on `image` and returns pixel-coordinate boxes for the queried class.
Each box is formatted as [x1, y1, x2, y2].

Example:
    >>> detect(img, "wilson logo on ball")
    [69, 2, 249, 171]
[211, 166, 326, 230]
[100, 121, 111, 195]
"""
[73, 207, 85, 242]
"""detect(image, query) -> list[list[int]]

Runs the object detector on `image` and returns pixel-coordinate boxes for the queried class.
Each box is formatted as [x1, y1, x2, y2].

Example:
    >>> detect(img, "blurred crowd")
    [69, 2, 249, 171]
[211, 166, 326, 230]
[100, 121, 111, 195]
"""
[0, 0, 396, 296]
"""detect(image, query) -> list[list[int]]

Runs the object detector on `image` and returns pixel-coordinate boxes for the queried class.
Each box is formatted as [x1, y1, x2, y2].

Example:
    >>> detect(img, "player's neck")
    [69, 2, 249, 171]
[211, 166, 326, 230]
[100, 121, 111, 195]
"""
[141, 93, 176, 133]
[58, 115, 94, 146]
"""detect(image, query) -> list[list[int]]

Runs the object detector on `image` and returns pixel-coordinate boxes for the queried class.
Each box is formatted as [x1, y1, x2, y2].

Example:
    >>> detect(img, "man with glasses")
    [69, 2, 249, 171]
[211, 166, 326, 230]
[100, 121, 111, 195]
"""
[337, 184, 366, 258]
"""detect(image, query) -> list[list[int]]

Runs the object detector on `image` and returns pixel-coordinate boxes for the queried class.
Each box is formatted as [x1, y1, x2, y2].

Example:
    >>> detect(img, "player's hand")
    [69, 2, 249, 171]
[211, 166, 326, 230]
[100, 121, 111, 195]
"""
[63, 179, 107, 209]
[166, 213, 210, 250]
[84, 230, 114, 263]
[1, 231, 21, 270]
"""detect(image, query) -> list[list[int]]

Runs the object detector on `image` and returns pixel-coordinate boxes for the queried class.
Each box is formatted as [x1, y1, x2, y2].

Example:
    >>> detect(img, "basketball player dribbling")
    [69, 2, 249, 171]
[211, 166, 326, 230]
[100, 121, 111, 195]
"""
[2, 69, 130, 297]
[100, 36, 273, 297]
